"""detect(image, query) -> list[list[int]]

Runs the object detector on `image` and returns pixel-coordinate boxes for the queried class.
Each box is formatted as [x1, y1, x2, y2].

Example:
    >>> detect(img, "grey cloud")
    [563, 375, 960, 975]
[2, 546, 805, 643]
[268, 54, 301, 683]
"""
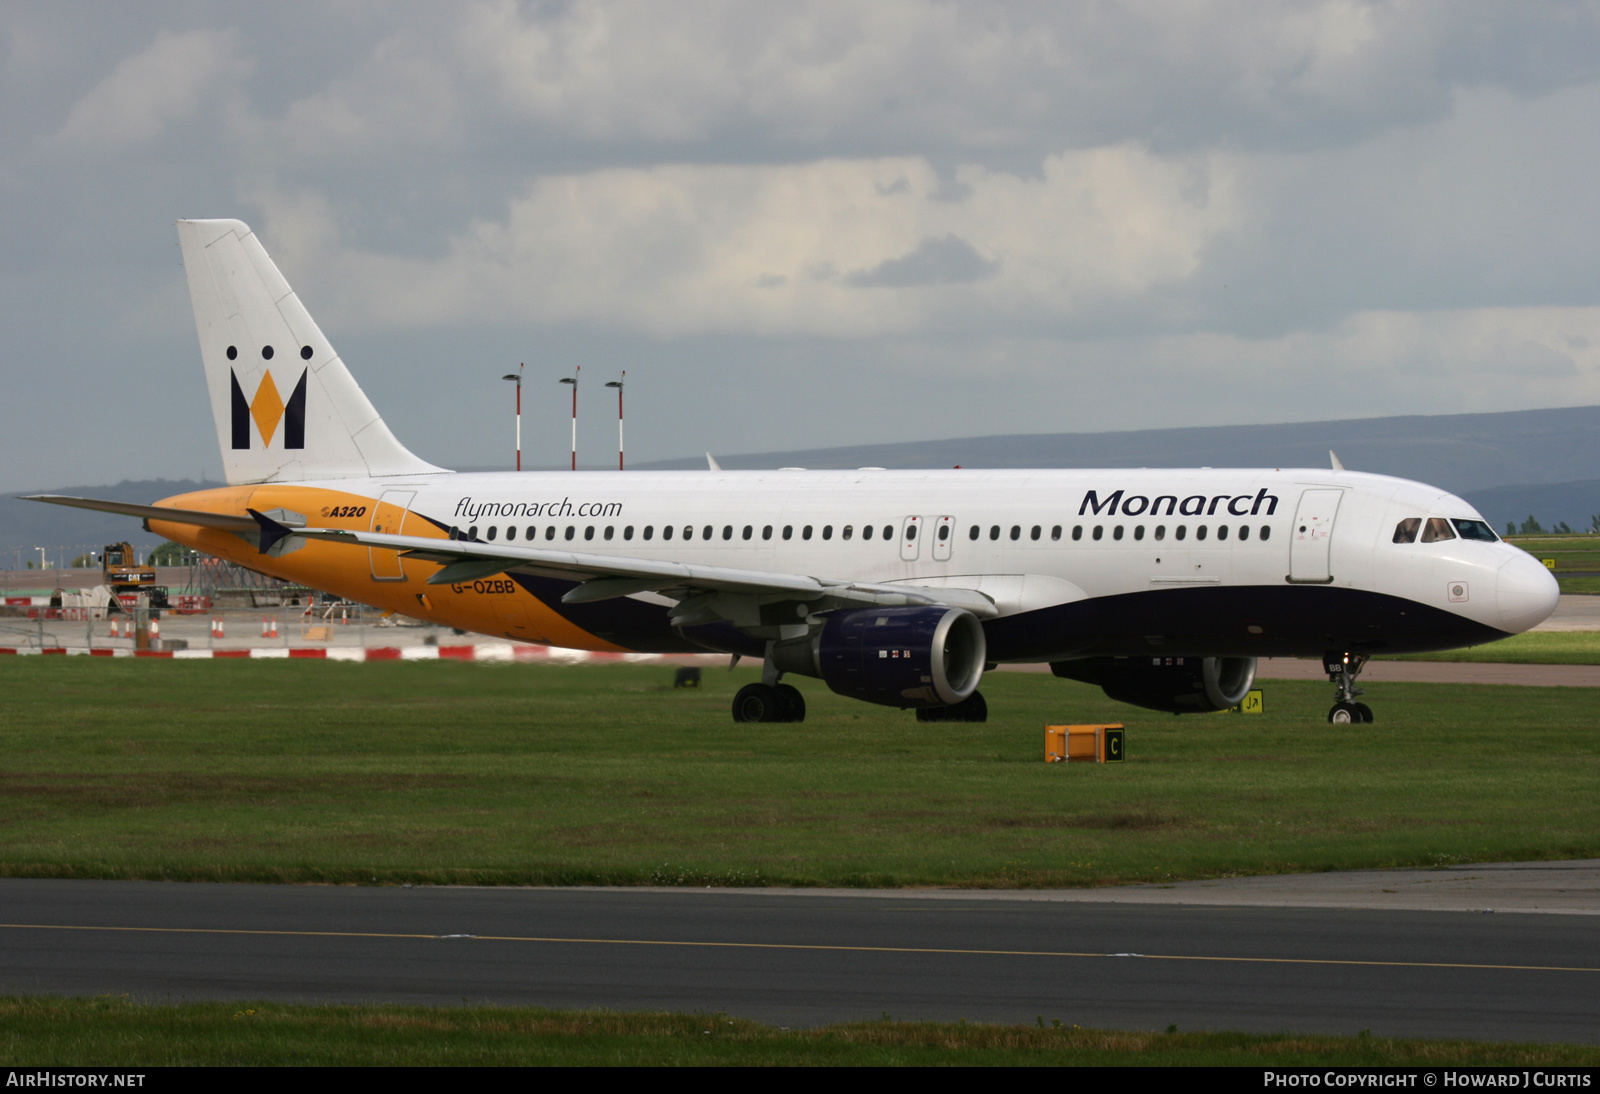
[844, 235, 998, 288]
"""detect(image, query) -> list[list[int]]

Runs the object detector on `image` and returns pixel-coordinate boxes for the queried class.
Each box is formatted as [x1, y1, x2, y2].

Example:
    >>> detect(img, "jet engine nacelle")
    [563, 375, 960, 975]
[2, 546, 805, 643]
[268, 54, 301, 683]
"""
[1050, 655, 1257, 714]
[772, 605, 987, 709]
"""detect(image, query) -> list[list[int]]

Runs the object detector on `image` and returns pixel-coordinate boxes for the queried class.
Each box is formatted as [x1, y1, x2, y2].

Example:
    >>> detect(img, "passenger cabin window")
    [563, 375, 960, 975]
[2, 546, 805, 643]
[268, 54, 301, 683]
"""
[1238, 525, 1250, 541]
[1175, 526, 1187, 541]
[823, 525, 833, 540]
[1072, 526, 1083, 541]
[682, 526, 693, 540]
[643, 526, 653, 540]
[565, 526, 575, 541]
[882, 525, 892, 540]
[1092, 526, 1103, 541]
[723, 526, 733, 540]
[803, 525, 813, 540]
[1259, 526, 1270, 541]
[1051, 525, 1062, 541]
[742, 525, 753, 540]
[1196, 526, 1207, 541]
[526, 526, 536, 540]
[662, 525, 674, 541]
[605, 527, 614, 540]
[783, 526, 793, 540]
[989, 525, 1000, 541]
[1421, 517, 1456, 543]
[467, 526, 478, 539]
[763, 525, 773, 540]
[842, 525, 853, 540]
[486, 526, 498, 541]
[1217, 525, 1228, 541]
[1393, 517, 1421, 544]
[863, 525, 874, 540]
[584, 526, 595, 540]
[703, 526, 712, 540]
[1133, 526, 1145, 541]
[969, 526, 980, 541]
[1154, 526, 1166, 540]
[1010, 525, 1021, 540]
[1453, 519, 1498, 542]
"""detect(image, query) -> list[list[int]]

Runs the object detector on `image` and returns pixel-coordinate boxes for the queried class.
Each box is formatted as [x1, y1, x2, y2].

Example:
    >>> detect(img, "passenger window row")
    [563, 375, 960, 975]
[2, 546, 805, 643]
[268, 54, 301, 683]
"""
[966, 523, 1272, 543]
[456, 522, 903, 544]
[455, 521, 1274, 546]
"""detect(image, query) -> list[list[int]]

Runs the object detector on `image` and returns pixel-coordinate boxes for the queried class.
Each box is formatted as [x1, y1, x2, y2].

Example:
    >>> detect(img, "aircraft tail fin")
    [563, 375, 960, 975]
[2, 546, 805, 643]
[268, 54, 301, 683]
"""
[176, 219, 445, 486]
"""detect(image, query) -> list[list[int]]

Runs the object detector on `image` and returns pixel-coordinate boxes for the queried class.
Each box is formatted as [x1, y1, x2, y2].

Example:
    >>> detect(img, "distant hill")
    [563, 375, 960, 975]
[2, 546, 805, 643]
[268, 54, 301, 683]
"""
[0, 479, 222, 563]
[6, 404, 1598, 553]
[637, 405, 1600, 497]
[1460, 479, 1600, 535]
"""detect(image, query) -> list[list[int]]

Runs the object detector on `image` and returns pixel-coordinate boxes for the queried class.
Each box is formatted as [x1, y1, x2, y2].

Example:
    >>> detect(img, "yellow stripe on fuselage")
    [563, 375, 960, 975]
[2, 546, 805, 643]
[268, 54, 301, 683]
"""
[148, 486, 628, 652]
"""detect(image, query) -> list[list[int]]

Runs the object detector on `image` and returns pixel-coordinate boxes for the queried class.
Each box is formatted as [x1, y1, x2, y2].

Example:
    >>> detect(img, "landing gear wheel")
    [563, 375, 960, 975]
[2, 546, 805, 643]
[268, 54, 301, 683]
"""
[732, 683, 786, 723]
[1328, 701, 1369, 725]
[775, 683, 806, 723]
[915, 706, 946, 723]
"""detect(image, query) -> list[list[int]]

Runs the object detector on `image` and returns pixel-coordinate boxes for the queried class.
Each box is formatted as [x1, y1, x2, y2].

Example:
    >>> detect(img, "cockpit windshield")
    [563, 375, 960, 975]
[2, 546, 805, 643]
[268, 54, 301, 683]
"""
[1420, 517, 1456, 543]
[1452, 518, 1499, 542]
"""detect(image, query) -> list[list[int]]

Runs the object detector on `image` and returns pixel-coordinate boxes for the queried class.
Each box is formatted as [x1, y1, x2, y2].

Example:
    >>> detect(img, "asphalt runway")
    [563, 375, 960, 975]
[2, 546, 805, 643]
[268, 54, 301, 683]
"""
[2, 879, 1597, 1042]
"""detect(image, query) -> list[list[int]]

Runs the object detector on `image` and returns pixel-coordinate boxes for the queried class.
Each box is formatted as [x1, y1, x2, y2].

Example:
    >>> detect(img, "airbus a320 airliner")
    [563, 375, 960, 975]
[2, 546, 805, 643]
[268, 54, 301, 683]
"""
[31, 220, 1560, 724]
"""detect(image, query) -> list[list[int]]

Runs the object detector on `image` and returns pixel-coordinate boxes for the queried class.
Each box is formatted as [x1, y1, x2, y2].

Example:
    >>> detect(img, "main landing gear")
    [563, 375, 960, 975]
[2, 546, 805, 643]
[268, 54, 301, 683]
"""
[916, 690, 988, 723]
[1324, 651, 1373, 724]
[731, 682, 806, 723]
[732, 651, 807, 723]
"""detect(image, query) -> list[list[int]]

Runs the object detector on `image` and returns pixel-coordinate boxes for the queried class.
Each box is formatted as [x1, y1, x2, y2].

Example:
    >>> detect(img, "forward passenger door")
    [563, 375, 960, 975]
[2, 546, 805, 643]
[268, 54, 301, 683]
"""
[1288, 489, 1341, 583]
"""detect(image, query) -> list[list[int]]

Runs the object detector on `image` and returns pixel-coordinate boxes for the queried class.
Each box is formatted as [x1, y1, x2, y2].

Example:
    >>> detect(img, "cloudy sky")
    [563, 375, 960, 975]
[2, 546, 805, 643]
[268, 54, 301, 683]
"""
[4, 1, 1600, 490]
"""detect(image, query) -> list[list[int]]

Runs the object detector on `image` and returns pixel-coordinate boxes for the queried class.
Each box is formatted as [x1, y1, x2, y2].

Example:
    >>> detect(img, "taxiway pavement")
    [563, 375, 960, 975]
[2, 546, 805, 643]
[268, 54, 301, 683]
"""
[1, 874, 1596, 1042]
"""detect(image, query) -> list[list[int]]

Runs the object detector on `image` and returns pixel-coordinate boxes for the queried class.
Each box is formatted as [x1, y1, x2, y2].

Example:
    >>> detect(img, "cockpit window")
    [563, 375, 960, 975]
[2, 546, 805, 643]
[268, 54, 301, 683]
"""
[1393, 517, 1421, 544]
[1452, 519, 1498, 542]
[1420, 517, 1457, 543]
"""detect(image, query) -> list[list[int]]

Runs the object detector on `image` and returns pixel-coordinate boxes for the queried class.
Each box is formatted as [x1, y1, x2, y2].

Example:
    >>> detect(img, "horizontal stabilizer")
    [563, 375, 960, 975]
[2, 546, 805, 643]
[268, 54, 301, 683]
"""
[23, 495, 257, 532]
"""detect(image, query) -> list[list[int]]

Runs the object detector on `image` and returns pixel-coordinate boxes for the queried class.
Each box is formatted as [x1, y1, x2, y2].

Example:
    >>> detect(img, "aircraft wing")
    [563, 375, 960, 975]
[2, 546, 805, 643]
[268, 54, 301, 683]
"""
[24, 495, 259, 532]
[256, 511, 999, 619]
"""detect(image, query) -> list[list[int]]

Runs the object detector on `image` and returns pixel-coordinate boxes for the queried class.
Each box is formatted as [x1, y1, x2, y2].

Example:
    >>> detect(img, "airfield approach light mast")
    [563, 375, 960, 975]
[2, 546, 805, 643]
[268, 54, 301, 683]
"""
[559, 366, 579, 471]
[605, 373, 625, 470]
[501, 364, 523, 471]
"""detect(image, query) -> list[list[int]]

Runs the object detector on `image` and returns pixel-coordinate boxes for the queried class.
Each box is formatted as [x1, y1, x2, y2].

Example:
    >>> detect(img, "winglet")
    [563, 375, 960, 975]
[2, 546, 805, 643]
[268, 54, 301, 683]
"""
[246, 508, 297, 555]
[706, 452, 722, 471]
[1329, 450, 1345, 472]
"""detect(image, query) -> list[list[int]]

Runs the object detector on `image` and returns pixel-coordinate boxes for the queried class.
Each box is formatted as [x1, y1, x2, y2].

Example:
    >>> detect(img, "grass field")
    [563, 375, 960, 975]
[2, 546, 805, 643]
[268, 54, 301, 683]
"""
[1504, 535, 1600, 594]
[1, 659, 1596, 888]
[5, 997, 1596, 1066]
[1382, 630, 1600, 664]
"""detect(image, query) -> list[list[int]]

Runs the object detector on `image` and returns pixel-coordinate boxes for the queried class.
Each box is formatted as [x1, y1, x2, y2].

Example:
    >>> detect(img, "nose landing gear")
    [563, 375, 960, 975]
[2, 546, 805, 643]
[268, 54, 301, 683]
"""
[1324, 651, 1373, 724]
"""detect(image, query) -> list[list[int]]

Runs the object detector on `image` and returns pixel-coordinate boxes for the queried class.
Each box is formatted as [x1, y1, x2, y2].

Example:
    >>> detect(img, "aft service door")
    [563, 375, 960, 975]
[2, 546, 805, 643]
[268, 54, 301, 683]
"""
[932, 516, 955, 561]
[369, 490, 416, 581]
[1288, 489, 1341, 583]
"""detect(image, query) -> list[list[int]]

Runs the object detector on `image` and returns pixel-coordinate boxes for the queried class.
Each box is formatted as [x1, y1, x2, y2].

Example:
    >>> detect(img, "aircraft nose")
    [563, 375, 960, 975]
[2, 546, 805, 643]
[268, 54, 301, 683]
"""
[1495, 551, 1561, 634]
